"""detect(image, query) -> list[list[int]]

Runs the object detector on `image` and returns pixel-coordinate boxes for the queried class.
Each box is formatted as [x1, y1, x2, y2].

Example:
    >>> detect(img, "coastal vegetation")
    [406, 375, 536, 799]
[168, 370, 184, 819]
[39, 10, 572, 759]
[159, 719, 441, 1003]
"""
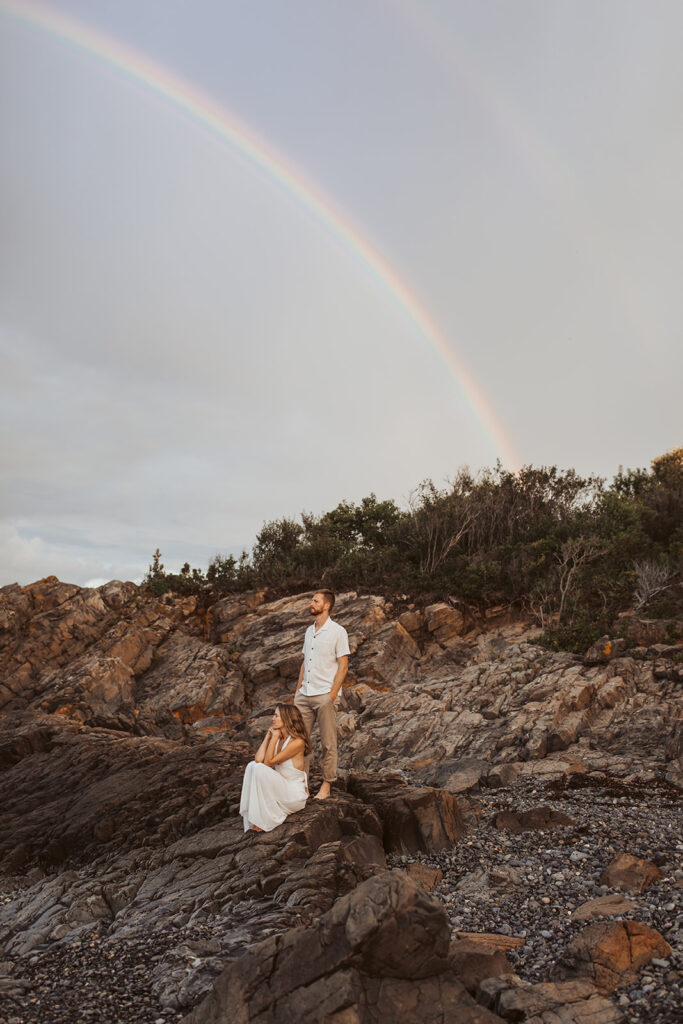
[144, 448, 682, 652]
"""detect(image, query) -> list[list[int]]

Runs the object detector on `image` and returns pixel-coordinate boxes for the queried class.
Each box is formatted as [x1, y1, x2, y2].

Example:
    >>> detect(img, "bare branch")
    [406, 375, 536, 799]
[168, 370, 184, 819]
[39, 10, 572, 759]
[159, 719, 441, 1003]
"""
[633, 559, 674, 610]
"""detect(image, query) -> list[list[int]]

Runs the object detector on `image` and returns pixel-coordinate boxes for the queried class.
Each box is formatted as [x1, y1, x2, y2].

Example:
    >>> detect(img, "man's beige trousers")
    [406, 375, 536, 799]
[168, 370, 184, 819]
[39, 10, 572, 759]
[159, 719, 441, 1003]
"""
[293, 691, 337, 783]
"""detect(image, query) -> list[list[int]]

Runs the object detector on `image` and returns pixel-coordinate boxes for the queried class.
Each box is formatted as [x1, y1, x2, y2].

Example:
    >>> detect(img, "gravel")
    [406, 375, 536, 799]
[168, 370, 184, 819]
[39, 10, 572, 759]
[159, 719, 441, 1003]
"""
[0, 896, 287, 1024]
[390, 772, 682, 1024]
[0, 923, 189, 1024]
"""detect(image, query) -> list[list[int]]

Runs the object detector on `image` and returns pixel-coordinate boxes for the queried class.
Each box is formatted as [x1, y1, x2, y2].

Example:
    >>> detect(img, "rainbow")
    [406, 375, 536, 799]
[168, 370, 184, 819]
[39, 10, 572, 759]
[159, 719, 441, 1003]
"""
[1, 0, 521, 469]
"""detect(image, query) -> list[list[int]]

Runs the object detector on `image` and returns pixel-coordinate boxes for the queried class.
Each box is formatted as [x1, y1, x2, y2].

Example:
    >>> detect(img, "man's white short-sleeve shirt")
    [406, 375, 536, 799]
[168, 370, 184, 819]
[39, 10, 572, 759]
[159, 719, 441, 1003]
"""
[301, 618, 350, 696]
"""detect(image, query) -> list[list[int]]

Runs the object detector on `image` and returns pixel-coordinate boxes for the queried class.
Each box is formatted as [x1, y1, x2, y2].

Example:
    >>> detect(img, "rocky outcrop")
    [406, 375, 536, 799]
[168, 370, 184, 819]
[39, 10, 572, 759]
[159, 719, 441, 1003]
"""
[0, 730, 459, 946]
[0, 697, 466, 1014]
[1, 577, 681, 1023]
[2, 578, 681, 784]
[425, 601, 467, 644]
[183, 871, 504, 1024]
[340, 646, 681, 784]
[0, 714, 251, 873]
[584, 636, 628, 664]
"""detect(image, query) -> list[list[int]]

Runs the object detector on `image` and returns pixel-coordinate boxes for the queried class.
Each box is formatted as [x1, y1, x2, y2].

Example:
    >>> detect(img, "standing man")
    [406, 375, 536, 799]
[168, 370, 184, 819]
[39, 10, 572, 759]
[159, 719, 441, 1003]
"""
[294, 589, 349, 800]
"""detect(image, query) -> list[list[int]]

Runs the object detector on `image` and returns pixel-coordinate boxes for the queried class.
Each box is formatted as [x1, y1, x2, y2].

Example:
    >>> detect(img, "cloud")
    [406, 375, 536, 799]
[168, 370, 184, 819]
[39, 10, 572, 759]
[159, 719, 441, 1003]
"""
[1, 2, 681, 586]
[0, 521, 143, 588]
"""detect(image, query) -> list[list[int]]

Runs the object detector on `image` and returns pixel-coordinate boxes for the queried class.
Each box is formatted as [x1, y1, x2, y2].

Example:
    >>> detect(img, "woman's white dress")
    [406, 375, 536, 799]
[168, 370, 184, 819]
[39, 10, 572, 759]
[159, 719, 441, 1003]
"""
[240, 736, 308, 832]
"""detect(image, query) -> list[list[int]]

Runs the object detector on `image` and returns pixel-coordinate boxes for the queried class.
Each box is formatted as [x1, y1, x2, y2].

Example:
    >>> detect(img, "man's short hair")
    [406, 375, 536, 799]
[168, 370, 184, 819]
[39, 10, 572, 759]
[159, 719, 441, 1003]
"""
[316, 588, 336, 612]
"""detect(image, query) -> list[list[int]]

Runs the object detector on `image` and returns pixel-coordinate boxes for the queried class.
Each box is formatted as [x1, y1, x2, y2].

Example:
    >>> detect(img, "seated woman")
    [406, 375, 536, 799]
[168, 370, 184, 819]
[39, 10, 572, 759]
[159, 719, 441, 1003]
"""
[240, 703, 311, 833]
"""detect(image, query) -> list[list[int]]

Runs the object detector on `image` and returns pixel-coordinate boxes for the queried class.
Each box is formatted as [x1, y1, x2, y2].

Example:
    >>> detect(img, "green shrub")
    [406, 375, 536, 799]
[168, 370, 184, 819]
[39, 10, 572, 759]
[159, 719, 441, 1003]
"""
[143, 449, 681, 652]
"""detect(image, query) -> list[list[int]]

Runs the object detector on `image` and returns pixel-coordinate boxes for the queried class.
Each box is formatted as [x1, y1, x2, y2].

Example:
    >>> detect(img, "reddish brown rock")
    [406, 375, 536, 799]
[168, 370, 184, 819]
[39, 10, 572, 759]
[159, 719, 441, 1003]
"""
[447, 938, 510, 995]
[398, 609, 424, 636]
[417, 758, 489, 794]
[599, 853, 663, 893]
[547, 709, 590, 752]
[478, 976, 623, 1023]
[556, 920, 672, 994]
[455, 932, 525, 952]
[205, 590, 268, 643]
[571, 894, 637, 922]
[425, 602, 466, 643]
[401, 862, 443, 892]
[491, 805, 576, 833]
[350, 620, 420, 689]
[485, 763, 521, 788]
[347, 771, 467, 854]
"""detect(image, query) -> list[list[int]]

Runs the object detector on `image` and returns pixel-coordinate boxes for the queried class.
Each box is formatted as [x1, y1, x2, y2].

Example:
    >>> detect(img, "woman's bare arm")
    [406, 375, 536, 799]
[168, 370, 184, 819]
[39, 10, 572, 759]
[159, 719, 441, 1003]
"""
[263, 730, 282, 765]
[266, 737, 304, 766]
[254, 728, 273, 763]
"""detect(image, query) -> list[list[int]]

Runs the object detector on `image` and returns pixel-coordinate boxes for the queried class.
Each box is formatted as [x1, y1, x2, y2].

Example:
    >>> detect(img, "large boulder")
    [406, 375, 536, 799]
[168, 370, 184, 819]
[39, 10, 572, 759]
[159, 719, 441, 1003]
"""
[182, 871, 504, 1024]
[555, 920, 672, 994]
[346, 771, 468, 853]
[425, 602, 466, 644]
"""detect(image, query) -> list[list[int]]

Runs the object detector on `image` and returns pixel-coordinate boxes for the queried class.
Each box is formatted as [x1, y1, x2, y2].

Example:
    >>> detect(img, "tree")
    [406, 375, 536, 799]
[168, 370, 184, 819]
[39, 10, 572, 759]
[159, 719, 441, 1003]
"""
[144, 548, 165, 582]
[143, 549, 169, 596]
[253, 517, 304, 584]
[407, 477, 478, 575]
[652, 446, 683, 485]
[319, 494, 403, 549]
[555, 536, 608, 625]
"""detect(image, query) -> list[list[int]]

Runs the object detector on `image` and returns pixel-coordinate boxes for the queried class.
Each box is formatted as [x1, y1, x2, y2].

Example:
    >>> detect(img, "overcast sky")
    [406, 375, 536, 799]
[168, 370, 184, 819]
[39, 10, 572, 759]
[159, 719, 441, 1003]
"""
[1, 0, 682, 587]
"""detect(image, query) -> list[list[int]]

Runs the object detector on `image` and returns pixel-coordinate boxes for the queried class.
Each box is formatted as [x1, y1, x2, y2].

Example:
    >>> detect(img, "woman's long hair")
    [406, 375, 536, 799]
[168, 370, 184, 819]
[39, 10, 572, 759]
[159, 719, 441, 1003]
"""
[277, 703, 311, 755]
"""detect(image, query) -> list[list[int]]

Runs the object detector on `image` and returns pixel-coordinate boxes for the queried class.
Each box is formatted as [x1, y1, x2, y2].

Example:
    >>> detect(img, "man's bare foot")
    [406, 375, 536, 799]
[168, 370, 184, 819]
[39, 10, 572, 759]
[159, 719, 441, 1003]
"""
[314, 782, 332, 800]
[251, 825, 264, 832]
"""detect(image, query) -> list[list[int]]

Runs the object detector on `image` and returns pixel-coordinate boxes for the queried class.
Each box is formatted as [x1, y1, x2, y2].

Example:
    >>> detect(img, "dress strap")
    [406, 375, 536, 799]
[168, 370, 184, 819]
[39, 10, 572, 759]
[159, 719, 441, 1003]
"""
[274, 734, 290, 757]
